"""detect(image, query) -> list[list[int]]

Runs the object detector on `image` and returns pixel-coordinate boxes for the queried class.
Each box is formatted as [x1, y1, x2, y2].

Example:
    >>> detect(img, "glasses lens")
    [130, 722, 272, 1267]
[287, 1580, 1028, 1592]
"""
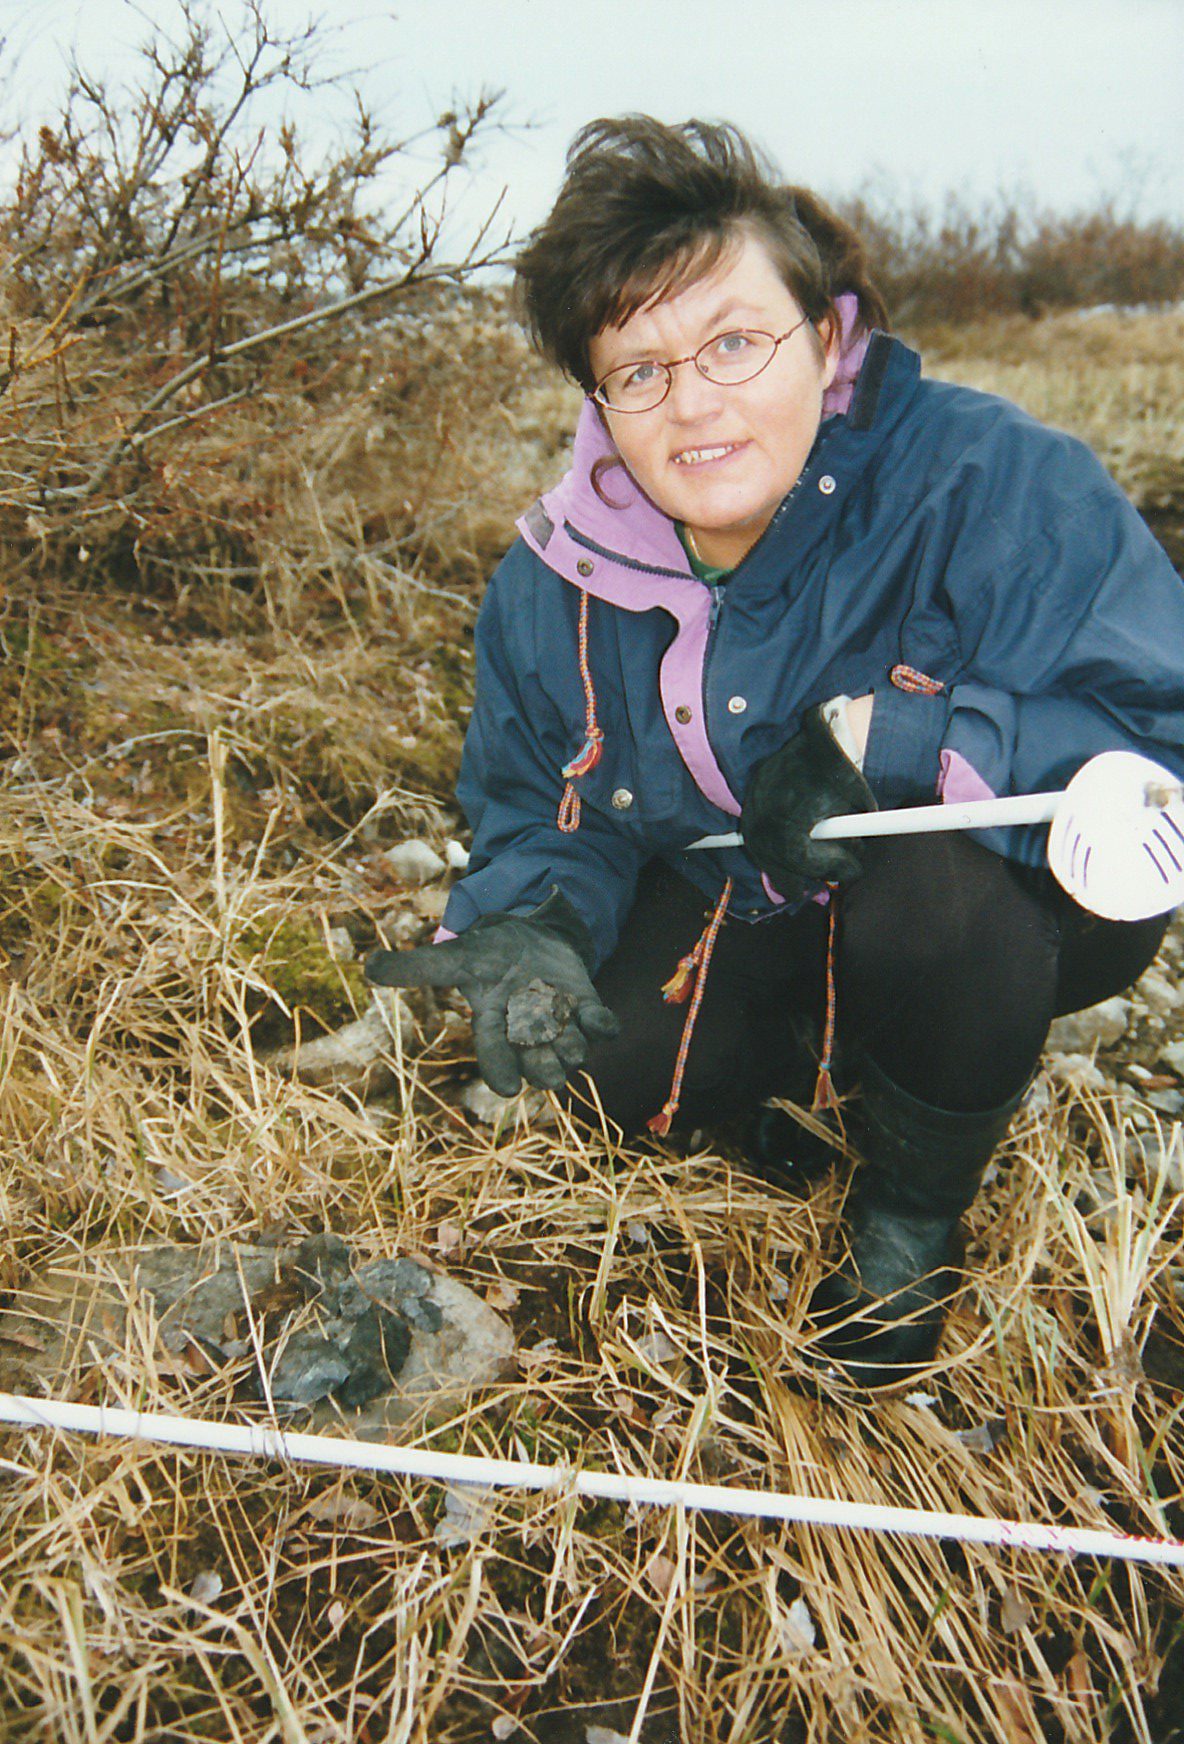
[698, 329, 776, 385]
[596, 360, 670, 412]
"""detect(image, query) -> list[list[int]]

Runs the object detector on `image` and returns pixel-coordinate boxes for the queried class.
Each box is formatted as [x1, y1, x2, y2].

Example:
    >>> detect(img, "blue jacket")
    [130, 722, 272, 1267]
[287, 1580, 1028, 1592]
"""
[441, 332, 1184, 969]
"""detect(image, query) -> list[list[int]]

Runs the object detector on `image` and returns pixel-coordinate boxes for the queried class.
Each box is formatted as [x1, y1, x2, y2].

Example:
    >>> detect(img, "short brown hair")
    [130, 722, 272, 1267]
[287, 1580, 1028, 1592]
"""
[515, 116, 889, 392]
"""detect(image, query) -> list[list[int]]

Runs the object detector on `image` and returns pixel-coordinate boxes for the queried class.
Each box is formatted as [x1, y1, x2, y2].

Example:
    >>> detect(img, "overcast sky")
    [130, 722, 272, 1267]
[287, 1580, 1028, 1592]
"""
[2, 0, 1181, 245]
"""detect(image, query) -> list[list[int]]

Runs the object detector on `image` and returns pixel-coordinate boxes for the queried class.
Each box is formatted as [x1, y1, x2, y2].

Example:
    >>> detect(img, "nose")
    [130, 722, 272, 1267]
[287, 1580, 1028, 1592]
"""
[663, 356, 725, 422]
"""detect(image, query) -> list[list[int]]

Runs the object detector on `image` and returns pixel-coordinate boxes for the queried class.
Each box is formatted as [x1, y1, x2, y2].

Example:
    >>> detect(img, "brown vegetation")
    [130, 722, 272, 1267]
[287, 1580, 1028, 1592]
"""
[1, 8, 1183, 1741]
[842, 181, 1184, 327]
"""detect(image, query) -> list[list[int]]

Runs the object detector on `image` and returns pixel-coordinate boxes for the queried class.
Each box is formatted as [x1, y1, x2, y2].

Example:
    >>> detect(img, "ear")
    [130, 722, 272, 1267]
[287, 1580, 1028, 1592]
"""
[817, 311, 842, 391]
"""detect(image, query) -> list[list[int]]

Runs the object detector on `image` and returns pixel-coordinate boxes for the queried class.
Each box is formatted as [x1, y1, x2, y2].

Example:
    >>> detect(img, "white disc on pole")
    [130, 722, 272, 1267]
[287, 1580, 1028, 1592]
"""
[1047, 752, 1184, 921]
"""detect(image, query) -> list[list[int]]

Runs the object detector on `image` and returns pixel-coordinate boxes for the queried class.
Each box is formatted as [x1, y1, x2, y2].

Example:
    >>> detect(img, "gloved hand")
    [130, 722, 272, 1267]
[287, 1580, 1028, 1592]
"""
[740, 703, 877, 900]
[364, 888, 620, 1098]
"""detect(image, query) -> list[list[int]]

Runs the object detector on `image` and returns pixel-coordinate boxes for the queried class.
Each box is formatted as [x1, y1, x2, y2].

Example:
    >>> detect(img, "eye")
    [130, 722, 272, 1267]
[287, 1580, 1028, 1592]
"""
[621, 360, 661, 389]
[704, 329, 760, 364]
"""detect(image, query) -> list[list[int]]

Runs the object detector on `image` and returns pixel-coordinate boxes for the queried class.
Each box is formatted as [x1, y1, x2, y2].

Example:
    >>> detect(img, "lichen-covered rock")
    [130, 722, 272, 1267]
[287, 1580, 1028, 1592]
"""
[0, 1237, 515, 1433]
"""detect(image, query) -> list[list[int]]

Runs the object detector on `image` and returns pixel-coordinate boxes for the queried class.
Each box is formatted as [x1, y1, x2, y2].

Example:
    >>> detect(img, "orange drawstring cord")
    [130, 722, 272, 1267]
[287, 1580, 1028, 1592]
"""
[557, 589, 602, 834]
[811, 888, 841, 1113]
[647, 878, 733, 1137]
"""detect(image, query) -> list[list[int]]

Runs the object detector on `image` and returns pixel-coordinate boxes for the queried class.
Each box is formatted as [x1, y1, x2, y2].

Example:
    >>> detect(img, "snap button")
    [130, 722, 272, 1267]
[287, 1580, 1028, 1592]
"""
[611, 787, 633, 810]
[675, 705, 693, 724]
[818, 474, 836, 495]
[727, 695, 747, 715]
[576, 558, 594, 576]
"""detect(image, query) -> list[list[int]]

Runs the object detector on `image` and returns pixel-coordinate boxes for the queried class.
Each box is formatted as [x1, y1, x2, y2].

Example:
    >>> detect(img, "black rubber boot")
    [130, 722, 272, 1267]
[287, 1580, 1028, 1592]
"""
[804, 1058, 1025, 1388]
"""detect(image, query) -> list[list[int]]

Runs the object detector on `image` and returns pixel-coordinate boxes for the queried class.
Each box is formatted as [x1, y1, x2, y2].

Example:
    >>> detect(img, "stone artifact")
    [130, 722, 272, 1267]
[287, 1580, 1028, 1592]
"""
[505, 979, 578, 1047]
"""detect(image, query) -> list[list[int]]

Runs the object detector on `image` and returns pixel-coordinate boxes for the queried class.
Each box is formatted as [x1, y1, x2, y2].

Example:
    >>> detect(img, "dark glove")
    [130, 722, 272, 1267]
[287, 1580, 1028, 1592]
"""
[740, 703, 877, 900]
[364, 888, 620, 1099]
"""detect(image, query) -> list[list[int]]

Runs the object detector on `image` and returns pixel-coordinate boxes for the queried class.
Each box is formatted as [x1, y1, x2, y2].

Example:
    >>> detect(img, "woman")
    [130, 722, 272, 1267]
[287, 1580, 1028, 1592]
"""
[367, 118, 1184, 1387]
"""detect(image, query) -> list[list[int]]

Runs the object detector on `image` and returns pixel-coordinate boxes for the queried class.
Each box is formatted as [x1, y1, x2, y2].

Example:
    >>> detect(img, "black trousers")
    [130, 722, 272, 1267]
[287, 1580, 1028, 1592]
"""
[579, 836, 1169, 1134]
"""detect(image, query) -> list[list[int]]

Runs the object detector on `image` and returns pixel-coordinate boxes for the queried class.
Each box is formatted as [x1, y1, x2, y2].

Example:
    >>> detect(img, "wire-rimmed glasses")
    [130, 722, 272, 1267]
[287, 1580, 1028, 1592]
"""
[591, 316, 808, 413]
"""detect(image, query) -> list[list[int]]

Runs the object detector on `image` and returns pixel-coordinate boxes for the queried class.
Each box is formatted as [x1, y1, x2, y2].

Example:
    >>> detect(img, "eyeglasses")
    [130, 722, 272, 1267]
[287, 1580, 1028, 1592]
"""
[591, 316, 808, 413]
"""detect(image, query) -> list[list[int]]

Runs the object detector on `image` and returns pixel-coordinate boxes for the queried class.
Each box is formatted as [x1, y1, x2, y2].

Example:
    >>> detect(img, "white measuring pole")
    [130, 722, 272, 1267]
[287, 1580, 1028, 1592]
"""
[813, 791, 1060, 839]
[3, 1393, 1183, 1568]
[688, 791, 1060, 853]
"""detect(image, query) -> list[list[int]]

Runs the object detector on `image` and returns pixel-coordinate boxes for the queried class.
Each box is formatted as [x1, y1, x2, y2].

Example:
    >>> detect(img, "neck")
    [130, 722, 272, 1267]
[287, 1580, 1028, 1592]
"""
[684, 521, 759, 570]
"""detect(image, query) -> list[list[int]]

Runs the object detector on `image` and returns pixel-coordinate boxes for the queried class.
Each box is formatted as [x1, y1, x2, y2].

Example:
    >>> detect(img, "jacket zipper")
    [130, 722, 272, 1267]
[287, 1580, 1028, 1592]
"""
[702, 584, 726, 744]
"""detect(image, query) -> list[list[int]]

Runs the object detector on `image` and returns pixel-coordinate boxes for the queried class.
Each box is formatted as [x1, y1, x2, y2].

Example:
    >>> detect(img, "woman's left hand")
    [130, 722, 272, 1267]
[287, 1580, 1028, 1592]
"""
[740, 703, 878, 899]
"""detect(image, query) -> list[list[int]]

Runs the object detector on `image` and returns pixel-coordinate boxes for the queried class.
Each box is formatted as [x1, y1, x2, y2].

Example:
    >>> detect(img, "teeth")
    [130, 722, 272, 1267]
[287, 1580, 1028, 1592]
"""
[675, 445, 735, 464]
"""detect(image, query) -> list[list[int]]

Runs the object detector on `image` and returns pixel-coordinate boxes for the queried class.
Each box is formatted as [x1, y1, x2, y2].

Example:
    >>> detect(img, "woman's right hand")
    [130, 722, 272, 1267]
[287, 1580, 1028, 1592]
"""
[365, 889, 619, 1098]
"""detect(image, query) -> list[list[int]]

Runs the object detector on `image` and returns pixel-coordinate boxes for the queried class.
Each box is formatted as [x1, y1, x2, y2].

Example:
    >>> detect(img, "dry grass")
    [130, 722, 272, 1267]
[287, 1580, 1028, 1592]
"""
[913, 307, 1184, 516]
[1, 305, 1183, 1741]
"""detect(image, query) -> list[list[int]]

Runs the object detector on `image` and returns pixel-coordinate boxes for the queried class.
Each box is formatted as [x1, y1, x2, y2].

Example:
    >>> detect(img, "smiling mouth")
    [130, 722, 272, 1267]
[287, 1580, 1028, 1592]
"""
[672, 442, 746, 467]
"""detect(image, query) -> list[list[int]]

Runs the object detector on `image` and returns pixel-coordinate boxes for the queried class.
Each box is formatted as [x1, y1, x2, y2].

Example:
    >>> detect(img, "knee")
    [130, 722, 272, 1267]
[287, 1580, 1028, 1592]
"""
[843, 834, 1060, 989]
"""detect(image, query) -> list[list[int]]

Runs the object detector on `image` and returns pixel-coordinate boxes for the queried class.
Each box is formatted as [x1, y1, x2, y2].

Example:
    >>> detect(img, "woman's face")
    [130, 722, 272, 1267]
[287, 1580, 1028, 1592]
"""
[587, 232, 839, 570]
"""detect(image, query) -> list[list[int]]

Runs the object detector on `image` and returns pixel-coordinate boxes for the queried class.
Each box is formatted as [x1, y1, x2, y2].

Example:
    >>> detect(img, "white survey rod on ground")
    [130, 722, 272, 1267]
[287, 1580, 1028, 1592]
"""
[687, 790, 1061, 853]
[3, 1393, 1183, 1569]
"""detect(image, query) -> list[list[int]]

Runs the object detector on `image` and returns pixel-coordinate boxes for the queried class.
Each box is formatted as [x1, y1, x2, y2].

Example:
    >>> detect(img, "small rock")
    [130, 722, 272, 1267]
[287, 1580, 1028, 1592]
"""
[356, 1257, 444, 1332]
[1159, 1040, 1184, 1075]
[955, 1418, 1007, 1454]
[413, 887, 449, 923]
[505, 979, 576, 1046]
[1136, 968, 1183, 1017]
[383, 840, 446, 885]
[433, 1485, 493, 1547]
[304, 1491, 382, 1532]
[1045, 997, 1130, 1054]
[1147, 1089, 1184, 1115]
[1000, 1590, 1034, 1635]
[1021, 1074, 1054, 1117]
[378, 908, 423, 947]
[262, 988, 413, 1096]
[635, 1328, 681, 1369]
[1129, 1129, 1184, 1192]
[336, 1307, 413, 1407]
[458, 1080, 518, 1125]
[269, 1329, 355, 1406]
[1046, 1053, 1109, 1093]
[444, 839, 470, 871]
[187, 1569, 224, 1611]
[456, 1079, 557, 1130]
[777, 1595, 816, 1658]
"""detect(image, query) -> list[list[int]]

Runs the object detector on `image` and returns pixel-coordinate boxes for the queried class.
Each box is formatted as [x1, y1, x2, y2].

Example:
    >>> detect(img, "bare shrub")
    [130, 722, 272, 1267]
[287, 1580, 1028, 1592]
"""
[0, 0, 525, 618]
[839, 180, 1184, 326]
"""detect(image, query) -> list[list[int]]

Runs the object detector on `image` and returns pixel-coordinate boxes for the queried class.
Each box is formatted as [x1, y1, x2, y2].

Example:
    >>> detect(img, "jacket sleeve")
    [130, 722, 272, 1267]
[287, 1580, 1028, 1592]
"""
[440, 558, 646, 967]
[861, 470, 1184, 866]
